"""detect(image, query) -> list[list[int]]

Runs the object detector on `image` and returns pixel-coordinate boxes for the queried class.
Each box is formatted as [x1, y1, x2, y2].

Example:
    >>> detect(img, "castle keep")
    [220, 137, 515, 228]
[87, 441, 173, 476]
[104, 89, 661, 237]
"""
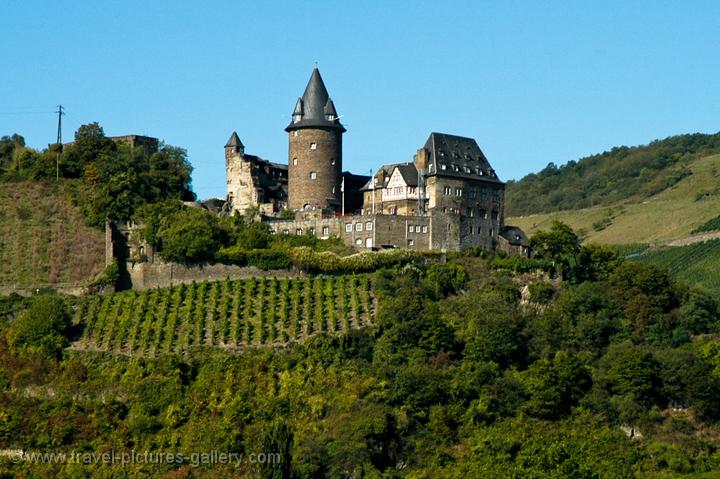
[225, 67, 529, 256]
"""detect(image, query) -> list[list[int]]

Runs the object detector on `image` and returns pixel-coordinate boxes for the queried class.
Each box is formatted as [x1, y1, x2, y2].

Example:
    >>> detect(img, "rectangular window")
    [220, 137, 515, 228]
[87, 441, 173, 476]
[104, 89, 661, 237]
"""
[309, 171, 317, 179]
[440, 163, 447, 170]
[366, 222, 373, 231]
[309, 227, 315, 236]
[296, 228, 303, 235]
[345, 223, 352, 232]
[455, 188, 463, 196]
[355, 223, 363, 232]
[467, 207, 473, 217]
[491, 210, 498, 220]
[479, 209, 487, 219]
[470, 226, 474, 234]
[469, 187, 477, 199]
[283, 229, 289, 235]
[422, 225, 428, 233]
[310, 142, 317, 150]
[408, 239, 414, 246]
[409, 225, 415, 233]
[355, 238, 363, 245]
[444, 186, 452, 195]
[323, 226, 330, 236]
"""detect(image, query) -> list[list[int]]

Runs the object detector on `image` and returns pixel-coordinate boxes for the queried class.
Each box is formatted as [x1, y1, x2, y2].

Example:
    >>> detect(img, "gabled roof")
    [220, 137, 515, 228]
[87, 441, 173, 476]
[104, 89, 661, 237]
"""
[286, 67, 346, 132]
[395, 164, 419, 187]
[423, 132, 502, 183]
[225, 131, 244, 149]
[358, 162, 420, 190]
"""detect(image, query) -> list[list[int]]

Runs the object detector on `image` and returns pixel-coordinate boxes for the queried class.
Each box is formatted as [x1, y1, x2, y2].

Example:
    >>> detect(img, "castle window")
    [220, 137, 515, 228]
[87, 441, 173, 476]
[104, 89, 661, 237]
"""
[309, 227, 315, 236]
[309, 171, 317, 180]
[296, 228, 303, 235]
[440, 163, 447, 170]
[469, 187, 477, 199]
[422, 225, 428, 233]
[477, 226, 481, 234]
[322, 226, 330, 236]
[331, 158, 335, 165]
[467, 207, 473, 217]
[464, 166, 471, 173]
[355, 238, 363, 245]
[409, 225, 415, 233]
[283, 229, 289, 235]
[332, 186, 335, 194]
[310, 142, 317, 150]
[293, 131, 298, 137]
[270, 229, 277, 235]
[293, 158, 297, 165]
[366, 222, 373, 231]
[491, 211, 498, 220]
[408, 239, 414, 246]
[479, 209, 487, 219]
[444, 186, 452, 195]
[455, 188, 463, 196]
[489, 228, 494, 237]
[355, 223, 363, 232]
[453, 165, 459, 172]
[470, 226, 474, 234]
[345, 223, 352, 232]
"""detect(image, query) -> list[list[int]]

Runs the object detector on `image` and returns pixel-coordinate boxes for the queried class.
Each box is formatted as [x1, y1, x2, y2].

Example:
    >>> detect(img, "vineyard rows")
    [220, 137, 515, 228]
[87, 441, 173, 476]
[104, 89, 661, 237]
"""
[72, 275, 375, 356]
[634, 239, 720, 293]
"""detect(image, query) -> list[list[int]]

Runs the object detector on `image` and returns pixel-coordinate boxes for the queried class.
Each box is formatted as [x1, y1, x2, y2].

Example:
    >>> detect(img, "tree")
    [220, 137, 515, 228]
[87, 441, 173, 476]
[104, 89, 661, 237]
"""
[156, 207, 228, 263]
[7, 295, 70, 358]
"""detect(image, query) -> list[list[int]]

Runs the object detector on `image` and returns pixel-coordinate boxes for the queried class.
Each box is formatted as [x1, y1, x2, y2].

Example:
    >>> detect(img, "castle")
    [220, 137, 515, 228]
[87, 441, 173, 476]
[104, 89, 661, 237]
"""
[225, 67, 530, 256]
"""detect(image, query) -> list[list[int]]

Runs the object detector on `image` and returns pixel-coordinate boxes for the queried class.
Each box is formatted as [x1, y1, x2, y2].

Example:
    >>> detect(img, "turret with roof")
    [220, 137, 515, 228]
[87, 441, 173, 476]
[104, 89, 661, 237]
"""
[286, 67, 345, 212]
[286, 67, 346, 133]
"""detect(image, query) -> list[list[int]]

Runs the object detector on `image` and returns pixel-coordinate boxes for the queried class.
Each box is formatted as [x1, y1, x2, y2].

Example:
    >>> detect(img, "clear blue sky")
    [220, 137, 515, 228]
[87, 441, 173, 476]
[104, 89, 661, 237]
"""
[2, 1, 719, 200]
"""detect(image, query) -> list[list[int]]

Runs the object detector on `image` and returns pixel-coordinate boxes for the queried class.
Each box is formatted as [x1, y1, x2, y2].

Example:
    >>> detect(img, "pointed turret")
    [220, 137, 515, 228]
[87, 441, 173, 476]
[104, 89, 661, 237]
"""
[225, 131, 244, 150]
[286, 67, 345, 132]
[323, 97, 338, 120]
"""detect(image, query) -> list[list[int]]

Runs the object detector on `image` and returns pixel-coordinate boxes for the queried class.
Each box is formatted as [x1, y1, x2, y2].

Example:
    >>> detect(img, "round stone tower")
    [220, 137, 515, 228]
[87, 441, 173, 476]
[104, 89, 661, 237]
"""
[285, 67, 345, 211]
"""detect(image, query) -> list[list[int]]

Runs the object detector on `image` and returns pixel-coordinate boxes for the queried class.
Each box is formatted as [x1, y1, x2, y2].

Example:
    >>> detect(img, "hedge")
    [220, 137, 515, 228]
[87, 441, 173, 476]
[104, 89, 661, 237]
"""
[286, 247, 429, 273]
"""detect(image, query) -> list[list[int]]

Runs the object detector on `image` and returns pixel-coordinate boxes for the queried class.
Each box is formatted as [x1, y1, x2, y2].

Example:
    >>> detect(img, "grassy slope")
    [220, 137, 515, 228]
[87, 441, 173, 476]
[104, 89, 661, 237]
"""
[507, 154, 720, 244]
[0, 181, 105, 288]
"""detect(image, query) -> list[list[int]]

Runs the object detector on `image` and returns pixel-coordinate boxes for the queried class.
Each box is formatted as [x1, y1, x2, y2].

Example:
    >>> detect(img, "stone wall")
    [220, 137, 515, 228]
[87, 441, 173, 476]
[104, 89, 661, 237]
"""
[126, 261, 297, 290]
[288, 128, 342, 210]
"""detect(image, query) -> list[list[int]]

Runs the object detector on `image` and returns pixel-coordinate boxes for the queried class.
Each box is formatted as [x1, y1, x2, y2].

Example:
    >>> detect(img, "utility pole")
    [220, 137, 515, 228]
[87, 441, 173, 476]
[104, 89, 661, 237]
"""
[55, 105, 65, 180]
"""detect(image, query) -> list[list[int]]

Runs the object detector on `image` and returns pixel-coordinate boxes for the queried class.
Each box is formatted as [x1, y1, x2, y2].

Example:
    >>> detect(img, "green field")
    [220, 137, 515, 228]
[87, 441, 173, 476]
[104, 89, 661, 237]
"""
[72, 275, 375, 356]
[508, 154, 720, 245]
[0, 181, 105, 288]
[631, 239, 720, 294]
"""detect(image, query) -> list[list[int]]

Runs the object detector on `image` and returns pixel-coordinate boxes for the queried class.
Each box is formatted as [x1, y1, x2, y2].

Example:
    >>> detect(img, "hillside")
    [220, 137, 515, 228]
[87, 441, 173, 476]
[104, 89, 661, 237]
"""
[507, 153, 720, 244]
[506, 132, 720, 216]
[631, 239, 720, 294]
[0, 181, 105, 289]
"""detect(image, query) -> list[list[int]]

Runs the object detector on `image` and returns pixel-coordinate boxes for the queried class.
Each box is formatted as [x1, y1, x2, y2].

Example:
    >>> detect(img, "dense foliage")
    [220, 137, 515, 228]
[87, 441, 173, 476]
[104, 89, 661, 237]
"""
[2, 224, 720, 477]
[692, 213, 720, 234]
[1, 126, 195, 227]
[506, 132, 720, 216]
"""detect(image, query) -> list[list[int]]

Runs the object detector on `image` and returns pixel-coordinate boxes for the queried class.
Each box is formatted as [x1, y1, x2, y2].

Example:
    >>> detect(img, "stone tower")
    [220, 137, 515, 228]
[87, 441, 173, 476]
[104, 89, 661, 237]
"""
[285, 67, 346, 211]
[225, 131, 253, 213]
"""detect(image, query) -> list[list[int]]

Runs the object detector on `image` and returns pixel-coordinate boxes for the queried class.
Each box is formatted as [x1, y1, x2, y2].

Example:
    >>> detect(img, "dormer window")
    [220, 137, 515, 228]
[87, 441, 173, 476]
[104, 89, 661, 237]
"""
[440, 164, 447, 171]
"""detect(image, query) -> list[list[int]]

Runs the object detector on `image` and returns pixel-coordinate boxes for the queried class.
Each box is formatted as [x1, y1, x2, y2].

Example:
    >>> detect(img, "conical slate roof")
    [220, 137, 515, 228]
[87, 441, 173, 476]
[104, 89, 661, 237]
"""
[286, 67, 345, 132]
[225, 131, 244, 149]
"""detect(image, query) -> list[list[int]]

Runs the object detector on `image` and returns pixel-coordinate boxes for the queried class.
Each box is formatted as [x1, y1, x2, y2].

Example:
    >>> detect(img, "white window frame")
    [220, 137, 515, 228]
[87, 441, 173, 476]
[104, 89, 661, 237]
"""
[345, 223, 352, 232]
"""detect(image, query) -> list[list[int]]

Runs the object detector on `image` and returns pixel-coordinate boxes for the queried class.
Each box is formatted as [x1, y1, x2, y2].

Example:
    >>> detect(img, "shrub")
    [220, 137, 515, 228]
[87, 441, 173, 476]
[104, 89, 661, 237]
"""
[246, 250, 292, 270]
[7, 295, 70, 358]
[489, 256, 555, 275]
[528, 281, 555, 303]
[287, 247, 427, 273]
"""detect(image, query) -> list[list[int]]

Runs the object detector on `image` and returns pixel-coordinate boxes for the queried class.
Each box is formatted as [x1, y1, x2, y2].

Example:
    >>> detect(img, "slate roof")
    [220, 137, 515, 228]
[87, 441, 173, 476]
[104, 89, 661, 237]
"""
[286, 67, 346, 132]
[396, 164, 419, 187]
[423, 132, 502, 183]
[225, 131, 244, 148]
[500, 226, 530, 246]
